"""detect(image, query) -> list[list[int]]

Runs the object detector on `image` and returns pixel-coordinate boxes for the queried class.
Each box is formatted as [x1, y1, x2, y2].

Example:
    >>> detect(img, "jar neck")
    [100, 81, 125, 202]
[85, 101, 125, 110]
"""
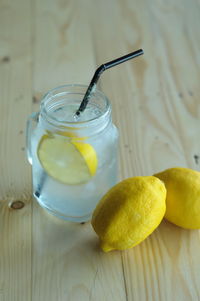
[39, 85, 112, 137]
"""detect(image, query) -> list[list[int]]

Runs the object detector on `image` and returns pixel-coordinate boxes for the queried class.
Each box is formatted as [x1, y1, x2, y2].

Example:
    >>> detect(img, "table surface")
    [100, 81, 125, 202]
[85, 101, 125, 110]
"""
[1, 0, 200, 300]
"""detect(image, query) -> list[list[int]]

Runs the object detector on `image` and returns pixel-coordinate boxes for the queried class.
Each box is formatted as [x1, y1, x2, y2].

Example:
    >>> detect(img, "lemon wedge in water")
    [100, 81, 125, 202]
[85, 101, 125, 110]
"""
[37, 134, 98, 185]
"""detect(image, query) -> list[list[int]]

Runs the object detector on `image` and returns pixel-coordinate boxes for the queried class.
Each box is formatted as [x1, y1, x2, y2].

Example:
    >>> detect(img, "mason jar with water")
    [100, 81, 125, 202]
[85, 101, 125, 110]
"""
[26, 50, 144, 222]
[26, 84, 119, 222]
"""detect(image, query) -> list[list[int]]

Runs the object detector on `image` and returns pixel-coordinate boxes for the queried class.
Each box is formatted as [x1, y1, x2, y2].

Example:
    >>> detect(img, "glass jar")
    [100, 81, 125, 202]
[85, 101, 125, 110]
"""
[26, 85, 118, 222]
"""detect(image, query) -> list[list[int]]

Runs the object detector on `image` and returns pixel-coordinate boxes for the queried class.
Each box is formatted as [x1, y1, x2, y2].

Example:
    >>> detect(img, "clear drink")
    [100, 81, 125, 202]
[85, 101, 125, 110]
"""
[26, 85, 118, 222]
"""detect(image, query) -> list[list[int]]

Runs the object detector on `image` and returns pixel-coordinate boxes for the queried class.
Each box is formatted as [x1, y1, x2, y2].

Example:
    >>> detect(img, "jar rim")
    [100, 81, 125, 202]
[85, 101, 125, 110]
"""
[40, 84, 111, 128]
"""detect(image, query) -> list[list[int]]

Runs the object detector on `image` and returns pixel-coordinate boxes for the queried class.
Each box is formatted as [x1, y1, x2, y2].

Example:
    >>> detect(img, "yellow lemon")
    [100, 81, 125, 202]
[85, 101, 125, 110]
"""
[72, 141, 97, 176]
[37, 133, 97, 185]
[91, 176, 166, 252]
[154, 167, 200, 229]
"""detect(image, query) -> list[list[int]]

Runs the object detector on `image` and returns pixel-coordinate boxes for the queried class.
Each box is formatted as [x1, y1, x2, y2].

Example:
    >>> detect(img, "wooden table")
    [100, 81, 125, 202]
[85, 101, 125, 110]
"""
[1, 0, 200, 300]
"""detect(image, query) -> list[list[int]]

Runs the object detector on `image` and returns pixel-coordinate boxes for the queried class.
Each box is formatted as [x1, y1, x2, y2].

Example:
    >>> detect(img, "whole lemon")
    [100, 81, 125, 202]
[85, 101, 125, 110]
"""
[91, 176, 166, 252]
[154, 167, 200, 229]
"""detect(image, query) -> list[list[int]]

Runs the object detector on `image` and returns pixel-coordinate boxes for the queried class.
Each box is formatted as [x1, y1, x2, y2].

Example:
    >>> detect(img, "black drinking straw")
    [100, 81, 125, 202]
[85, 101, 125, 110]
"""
[76, 49, 144, 116]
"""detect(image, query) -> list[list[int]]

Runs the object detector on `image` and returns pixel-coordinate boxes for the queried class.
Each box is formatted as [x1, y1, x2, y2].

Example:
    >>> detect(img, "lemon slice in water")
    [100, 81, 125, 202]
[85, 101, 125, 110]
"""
[37, 134, 98, 185]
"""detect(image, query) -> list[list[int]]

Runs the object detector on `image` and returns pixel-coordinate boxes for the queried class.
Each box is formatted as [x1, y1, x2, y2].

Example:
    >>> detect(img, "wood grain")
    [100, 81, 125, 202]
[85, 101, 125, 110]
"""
[0, 0, 32, 300]
[89, 1, 200, 300]
[31, 1, 126, 300]
[0, 0, 200, 300]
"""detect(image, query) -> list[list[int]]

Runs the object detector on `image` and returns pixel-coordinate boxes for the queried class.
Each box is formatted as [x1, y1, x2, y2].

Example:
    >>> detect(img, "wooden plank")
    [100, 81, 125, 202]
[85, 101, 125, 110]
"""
[90, 0, 200, 300]
[32, 203, 126, 301]
[32, 0, 97, 98]
[0, 0, 32, 300]
[31, 0, 126, 300]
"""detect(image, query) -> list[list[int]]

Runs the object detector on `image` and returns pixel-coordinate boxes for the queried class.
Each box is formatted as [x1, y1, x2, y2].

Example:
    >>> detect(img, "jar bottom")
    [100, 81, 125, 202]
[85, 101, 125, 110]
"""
[34, 192, 92, 222]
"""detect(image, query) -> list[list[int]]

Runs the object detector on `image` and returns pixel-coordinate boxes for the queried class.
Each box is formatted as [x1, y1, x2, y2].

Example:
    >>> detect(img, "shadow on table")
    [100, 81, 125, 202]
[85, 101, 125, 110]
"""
[32, 200, 98, 255]
[31, 203, 200, 300]
[32, 201, 199, 258]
